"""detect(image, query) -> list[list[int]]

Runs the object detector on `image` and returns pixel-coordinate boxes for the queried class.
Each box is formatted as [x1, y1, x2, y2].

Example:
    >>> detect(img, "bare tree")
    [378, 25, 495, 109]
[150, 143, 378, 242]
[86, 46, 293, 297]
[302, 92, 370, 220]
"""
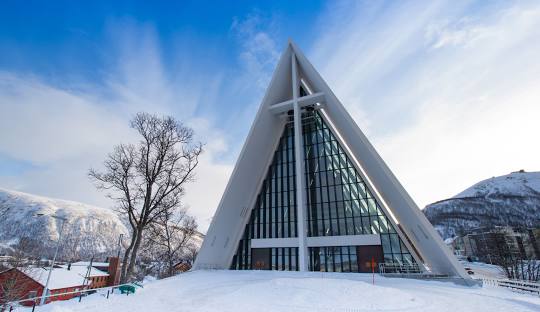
[89, 112, 202, 282]
[481, 232, 540, 282]
[145, 206, 198, 278]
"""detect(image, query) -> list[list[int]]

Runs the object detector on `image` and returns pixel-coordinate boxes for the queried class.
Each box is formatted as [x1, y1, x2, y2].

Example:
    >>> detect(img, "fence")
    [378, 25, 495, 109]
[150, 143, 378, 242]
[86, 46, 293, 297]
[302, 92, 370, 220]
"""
[483, 278, 540, 296]
[4, 282, 137, 311]
[378, 263, 422, 275]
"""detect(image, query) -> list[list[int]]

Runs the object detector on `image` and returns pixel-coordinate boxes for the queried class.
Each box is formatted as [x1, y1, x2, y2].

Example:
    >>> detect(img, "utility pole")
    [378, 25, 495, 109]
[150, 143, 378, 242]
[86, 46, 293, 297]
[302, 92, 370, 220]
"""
[36, 214, 67, 306]
[117, 234, 124, 259]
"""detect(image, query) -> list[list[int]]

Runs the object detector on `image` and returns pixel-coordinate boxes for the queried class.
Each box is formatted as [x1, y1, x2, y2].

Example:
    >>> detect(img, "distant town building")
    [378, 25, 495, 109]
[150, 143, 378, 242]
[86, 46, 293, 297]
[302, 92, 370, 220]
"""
[446, 226, 540, 262]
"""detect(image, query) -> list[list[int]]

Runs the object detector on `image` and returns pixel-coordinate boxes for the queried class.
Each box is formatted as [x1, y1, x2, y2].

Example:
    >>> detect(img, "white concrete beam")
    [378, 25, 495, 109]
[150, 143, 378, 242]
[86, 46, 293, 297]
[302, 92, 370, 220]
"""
[268, 92, 326, 114]
[251, 238, 299, 248]
[306, 235, 381, 247]
[292, 53, 309, 272]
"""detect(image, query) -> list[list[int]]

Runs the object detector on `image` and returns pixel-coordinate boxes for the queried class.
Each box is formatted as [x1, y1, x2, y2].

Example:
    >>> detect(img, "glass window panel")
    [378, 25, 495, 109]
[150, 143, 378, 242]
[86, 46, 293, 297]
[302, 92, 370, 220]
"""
[368, 198, 378, 215]
[393, 254, 403, 265]
[350, 253, 358, 272]
[402, 254, 413, 265]
[390, 234, 402, 254]
[352, 199, 361, 216]
[400, 240, 409, 252]
[359, 199, 369, 215]
[329, 202, 337, 218]
[358, 182, 368, 198]
[371, 218, 380, 234]
[338, 218, 347, 236]
[344, 201, 353, 217]
[381, 234, 391, 253]
[334, 253, 342, 272]
[362, 217, 371, 234]
[331, 219, 338, 236]
[277, 248, 282, 270]
[378, 215, 389, 233]
[284, 248, 290, 270]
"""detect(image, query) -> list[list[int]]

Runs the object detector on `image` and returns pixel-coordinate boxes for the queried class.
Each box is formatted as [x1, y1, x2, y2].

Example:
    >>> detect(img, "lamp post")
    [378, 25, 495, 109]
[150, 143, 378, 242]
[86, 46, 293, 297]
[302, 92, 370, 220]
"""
[35, 213, 67, 306]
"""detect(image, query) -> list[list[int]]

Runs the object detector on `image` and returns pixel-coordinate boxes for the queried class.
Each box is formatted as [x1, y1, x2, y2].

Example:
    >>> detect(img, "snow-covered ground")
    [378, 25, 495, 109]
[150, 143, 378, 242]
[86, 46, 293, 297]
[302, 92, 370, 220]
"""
[22, 270, 540, 312]
[461, 261, 506, 279]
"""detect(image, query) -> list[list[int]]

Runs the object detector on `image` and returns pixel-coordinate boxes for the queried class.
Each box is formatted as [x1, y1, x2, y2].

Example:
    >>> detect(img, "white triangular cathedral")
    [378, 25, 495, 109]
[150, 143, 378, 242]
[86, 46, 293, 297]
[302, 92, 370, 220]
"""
[194, 41, 469, 280]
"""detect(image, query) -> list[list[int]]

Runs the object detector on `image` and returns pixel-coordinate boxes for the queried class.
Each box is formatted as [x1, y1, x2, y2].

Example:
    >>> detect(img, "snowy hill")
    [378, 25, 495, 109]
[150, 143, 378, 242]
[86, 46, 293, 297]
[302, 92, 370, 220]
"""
[28, 270, 540, 312]
[0, 188, 127, 259]
[424, 171, 540, 239]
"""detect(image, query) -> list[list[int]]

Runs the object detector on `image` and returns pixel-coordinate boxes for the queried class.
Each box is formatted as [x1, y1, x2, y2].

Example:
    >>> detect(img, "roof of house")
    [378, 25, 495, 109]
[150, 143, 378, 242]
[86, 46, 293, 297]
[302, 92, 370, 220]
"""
[60, 265, 109, 278]
[24, 268, 85, 290]
[71, 261, 109, 267]
[21, 265, 109, 290]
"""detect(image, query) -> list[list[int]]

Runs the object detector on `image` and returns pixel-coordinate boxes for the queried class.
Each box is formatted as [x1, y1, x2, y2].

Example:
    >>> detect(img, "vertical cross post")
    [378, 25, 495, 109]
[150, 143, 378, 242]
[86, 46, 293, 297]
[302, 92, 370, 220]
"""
[292, 52, 308, 271]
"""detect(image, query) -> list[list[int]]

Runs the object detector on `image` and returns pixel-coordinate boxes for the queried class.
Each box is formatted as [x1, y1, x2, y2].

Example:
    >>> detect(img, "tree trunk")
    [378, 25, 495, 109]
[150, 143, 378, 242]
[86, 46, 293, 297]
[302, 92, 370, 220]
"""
[124, 226, 144, 282]
[120, 232, 137, 283]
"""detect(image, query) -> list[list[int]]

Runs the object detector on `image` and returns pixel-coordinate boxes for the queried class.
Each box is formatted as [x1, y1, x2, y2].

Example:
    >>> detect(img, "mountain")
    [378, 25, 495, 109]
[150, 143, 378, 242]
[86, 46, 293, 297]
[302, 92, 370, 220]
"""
[0, 188, 127, 260]
[423, 171, 540, 240]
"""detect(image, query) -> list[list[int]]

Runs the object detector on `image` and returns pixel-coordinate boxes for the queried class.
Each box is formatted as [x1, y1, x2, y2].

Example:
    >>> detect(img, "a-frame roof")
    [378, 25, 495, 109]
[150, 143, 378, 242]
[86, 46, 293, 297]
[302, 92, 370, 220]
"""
[194, 41, 469, 280]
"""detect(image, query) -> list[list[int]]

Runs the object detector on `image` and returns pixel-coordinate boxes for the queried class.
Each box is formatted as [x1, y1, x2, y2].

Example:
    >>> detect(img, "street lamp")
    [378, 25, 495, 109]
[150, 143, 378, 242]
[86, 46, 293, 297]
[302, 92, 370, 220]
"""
[35, 213, 67, 306]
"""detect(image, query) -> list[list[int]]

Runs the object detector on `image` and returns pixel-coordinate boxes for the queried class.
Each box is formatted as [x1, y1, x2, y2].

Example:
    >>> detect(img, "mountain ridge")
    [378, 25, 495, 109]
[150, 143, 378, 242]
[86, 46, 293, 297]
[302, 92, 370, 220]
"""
[0, 187, 128, 260]
[424, 171, 540, 240]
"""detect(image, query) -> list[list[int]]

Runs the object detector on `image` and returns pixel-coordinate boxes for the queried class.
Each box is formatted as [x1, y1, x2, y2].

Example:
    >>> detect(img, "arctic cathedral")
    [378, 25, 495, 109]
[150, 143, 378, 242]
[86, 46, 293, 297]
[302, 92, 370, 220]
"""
[194, 41, 470, 280]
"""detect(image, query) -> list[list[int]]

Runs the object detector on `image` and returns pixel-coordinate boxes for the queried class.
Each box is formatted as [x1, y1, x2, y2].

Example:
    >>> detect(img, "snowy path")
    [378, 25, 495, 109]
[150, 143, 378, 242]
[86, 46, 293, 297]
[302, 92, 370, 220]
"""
[26, 270, 540, 312]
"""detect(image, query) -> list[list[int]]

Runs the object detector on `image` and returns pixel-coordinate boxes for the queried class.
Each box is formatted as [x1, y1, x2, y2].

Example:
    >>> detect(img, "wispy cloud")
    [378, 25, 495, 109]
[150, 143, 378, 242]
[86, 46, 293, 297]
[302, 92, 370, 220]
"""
[310, 0, 540, 207]
[0, 22, 232, 231]
[231, 11, 280, 89]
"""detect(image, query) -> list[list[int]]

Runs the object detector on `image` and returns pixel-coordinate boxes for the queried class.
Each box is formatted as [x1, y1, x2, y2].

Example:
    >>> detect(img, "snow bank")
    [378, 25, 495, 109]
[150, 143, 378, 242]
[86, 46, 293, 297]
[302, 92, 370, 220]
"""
[24, 270, 540, 312]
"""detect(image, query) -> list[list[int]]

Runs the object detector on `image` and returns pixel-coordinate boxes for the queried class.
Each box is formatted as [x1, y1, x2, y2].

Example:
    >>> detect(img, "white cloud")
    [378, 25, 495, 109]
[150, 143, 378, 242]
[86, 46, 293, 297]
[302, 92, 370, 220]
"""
[0, 23, 233, 232]
[0, 73, 134, 164]
[231, 11, 280, 89]
[183, 117, 233, 230]
[310, 1, 540, 208]
[425, 18, 489, 49]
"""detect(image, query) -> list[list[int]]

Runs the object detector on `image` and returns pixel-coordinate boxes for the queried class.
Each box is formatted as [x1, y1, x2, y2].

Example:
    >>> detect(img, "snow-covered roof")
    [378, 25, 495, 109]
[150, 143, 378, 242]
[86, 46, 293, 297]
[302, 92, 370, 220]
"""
[60, 265, 109, 277]
[23, 265, 109, 290]
[25, 268, 85, 290]
[71, 261, 109, 267]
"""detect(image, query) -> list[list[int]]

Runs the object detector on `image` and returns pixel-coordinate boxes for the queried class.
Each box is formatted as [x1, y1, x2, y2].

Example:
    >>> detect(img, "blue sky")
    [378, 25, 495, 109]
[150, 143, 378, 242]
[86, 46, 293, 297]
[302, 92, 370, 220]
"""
[1, 0, 540, 231]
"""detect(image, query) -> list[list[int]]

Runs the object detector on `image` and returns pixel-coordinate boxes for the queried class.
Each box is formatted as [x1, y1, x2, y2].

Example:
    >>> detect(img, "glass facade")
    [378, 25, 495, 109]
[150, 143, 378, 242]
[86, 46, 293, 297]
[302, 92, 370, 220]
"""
[231, 103, 416, 271]
[271, 247, 298, 271]
[231, 123, 298, 270]
[302, 111, 415, 266]
[309, 246, 358, 272]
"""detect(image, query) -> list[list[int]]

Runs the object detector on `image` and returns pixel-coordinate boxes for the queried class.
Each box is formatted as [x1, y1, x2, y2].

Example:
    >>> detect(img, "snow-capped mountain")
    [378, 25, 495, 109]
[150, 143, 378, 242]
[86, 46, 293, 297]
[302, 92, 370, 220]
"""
[0, 188, 127, 260]
[424, 171, 540, 240]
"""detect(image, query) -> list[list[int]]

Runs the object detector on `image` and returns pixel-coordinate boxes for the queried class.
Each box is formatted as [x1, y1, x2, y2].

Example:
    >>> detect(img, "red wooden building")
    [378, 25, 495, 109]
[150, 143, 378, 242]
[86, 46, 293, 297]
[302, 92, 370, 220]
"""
[0, 267, 85, 306]
[0, 257, 121, 306]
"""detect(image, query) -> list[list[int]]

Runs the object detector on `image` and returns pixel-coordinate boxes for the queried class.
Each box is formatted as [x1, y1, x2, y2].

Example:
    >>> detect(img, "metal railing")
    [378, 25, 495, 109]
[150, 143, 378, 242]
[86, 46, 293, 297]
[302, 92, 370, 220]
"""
[4, 282, 137, 311]
[378, 262, 422, 275]
[483, 278, 540, 296]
